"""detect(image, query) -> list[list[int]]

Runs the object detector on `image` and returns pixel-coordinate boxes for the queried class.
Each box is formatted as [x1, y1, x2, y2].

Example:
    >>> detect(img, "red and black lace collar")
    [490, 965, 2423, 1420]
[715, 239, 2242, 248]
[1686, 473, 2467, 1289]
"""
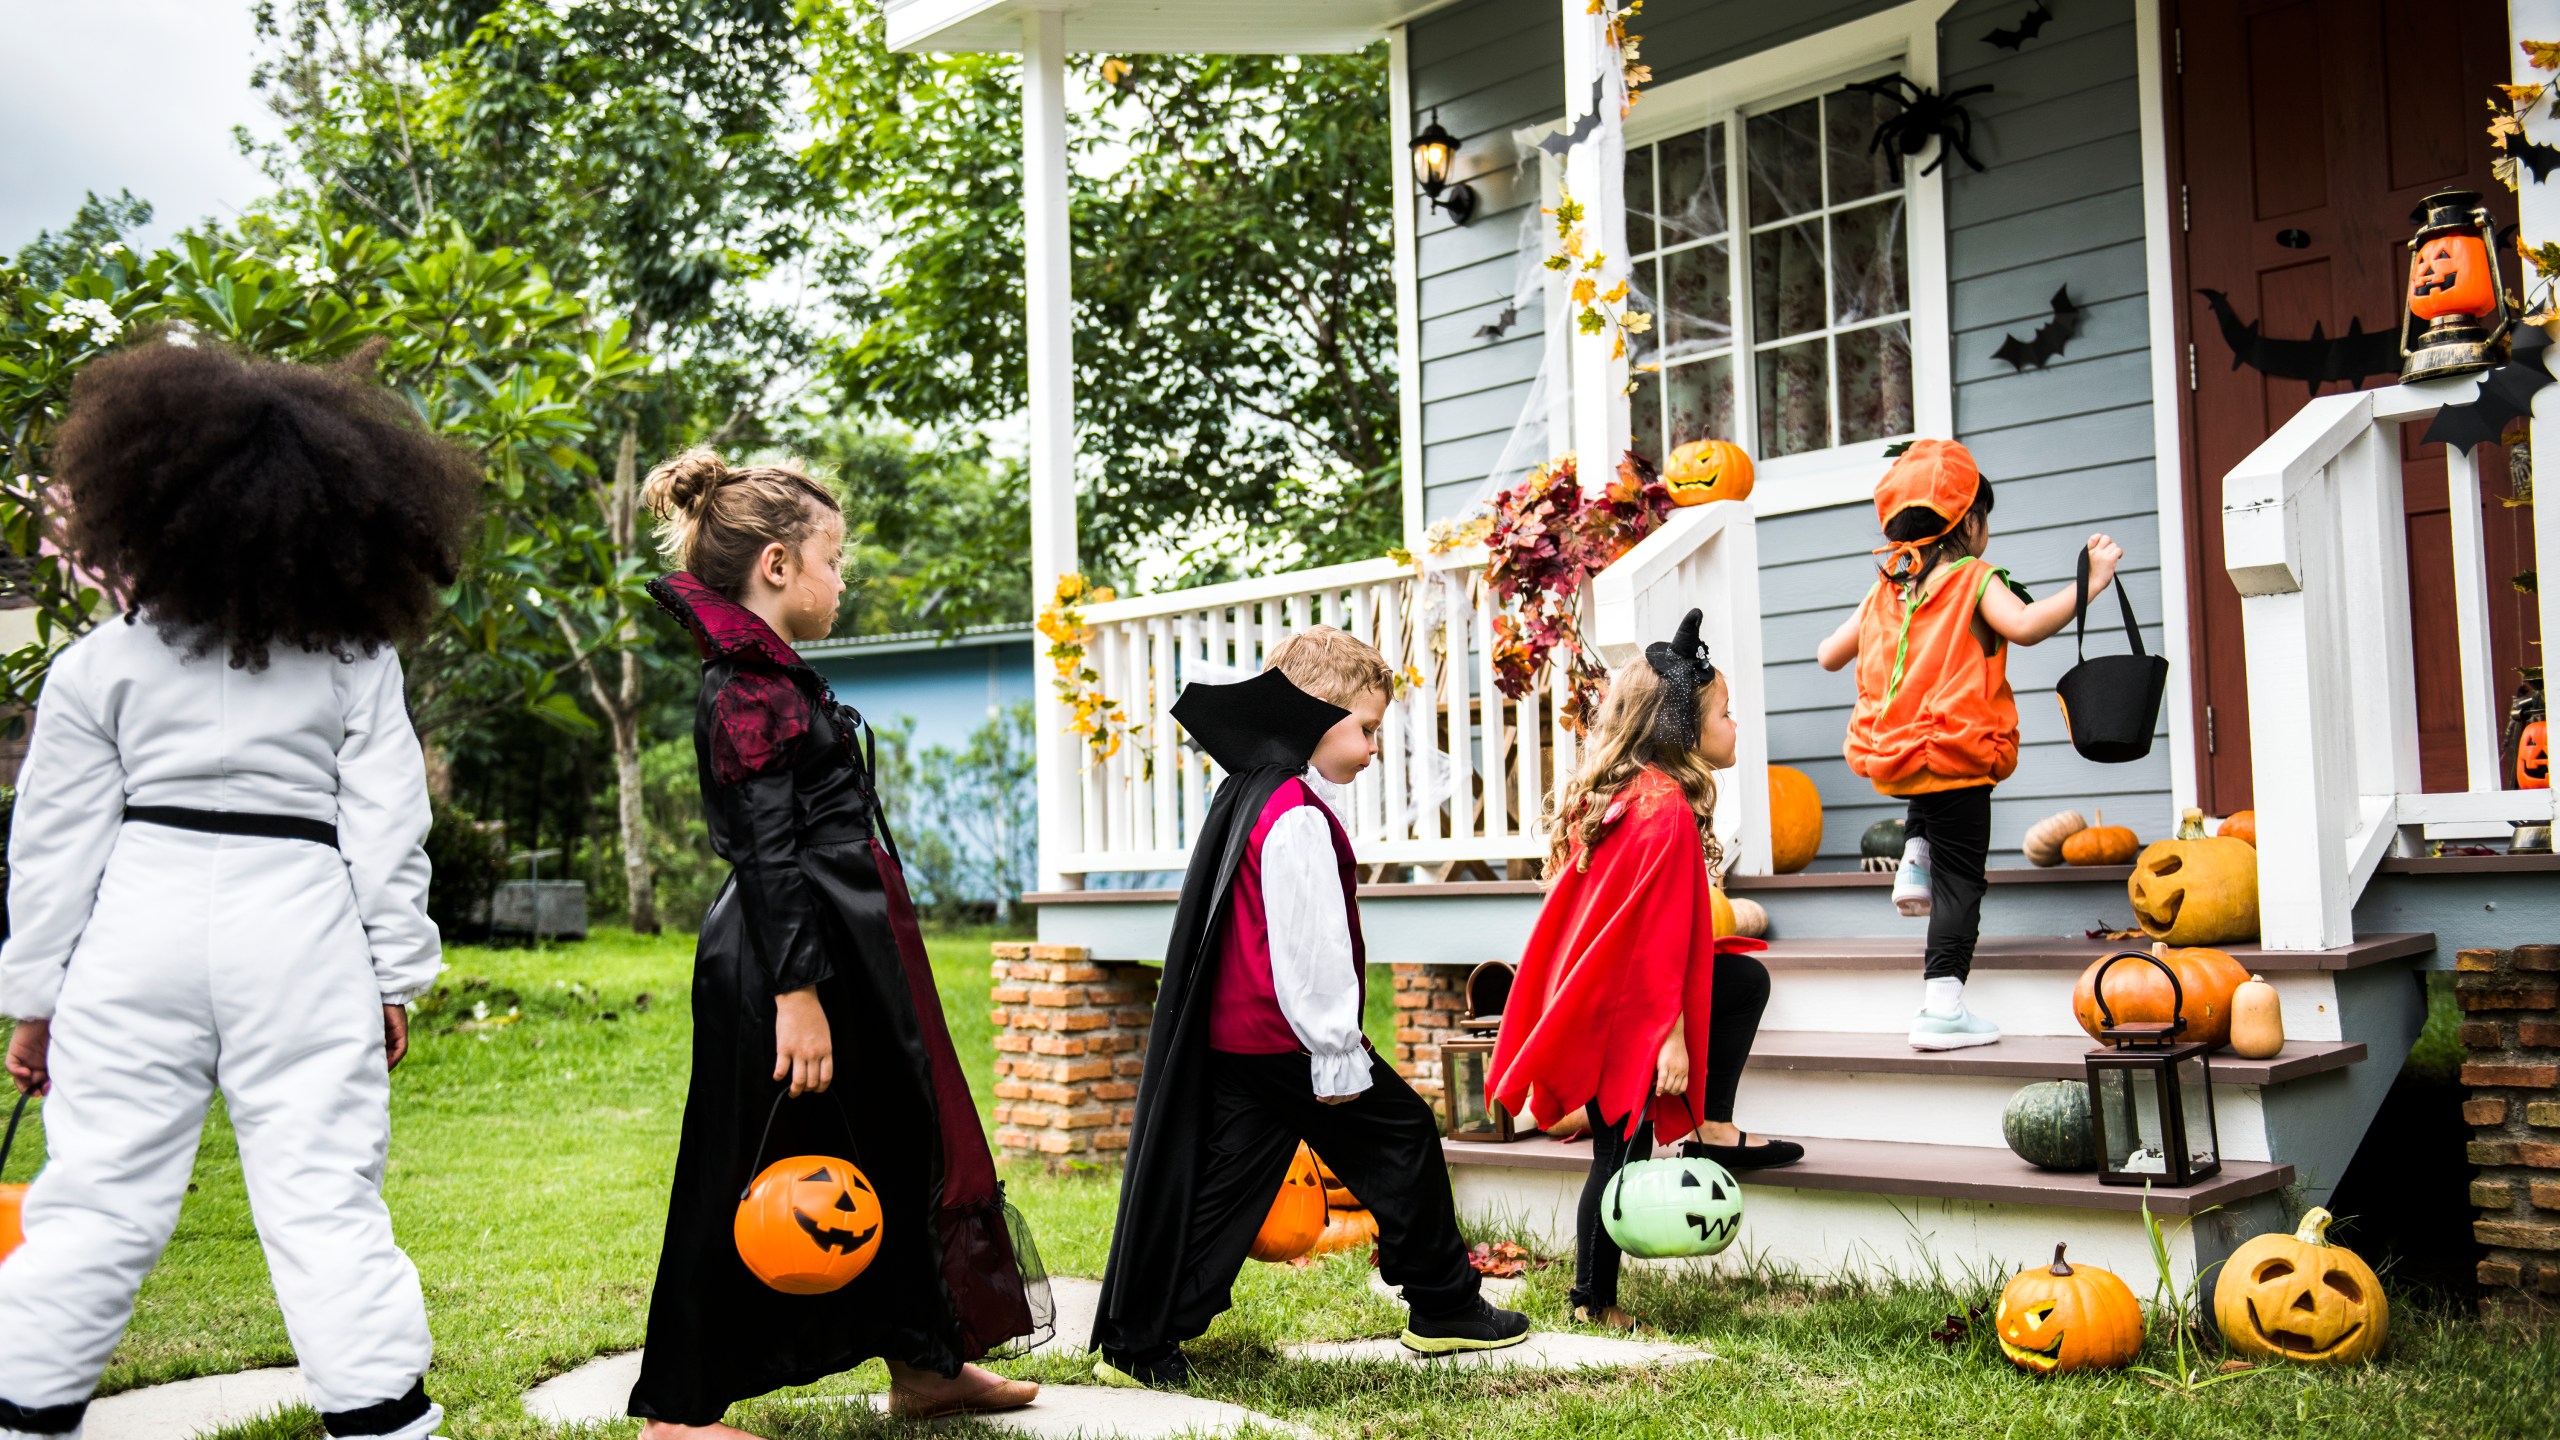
[646, 572, 806, 670]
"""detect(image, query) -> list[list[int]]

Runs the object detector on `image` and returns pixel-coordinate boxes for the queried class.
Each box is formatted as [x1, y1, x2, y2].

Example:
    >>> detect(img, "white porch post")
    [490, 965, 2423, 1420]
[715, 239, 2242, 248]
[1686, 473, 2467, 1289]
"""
[1024, 8, 1082, 893]
[1559, 0, 1629, 487]
[2520, 3, 2560, 782]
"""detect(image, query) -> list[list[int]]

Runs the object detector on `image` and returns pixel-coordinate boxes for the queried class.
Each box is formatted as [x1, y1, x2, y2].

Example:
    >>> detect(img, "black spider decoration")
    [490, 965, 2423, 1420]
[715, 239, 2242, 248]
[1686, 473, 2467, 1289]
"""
[1845, 75, 1994, 176]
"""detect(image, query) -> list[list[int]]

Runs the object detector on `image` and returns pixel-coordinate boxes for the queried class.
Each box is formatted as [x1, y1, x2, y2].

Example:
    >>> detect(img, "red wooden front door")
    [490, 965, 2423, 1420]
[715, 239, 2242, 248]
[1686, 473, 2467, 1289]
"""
[2168, 0, 2541, 812]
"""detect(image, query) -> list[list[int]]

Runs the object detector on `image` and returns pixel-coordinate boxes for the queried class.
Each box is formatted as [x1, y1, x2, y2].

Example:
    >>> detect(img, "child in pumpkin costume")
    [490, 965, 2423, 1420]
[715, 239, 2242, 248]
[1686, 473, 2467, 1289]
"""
[0, 342, 466, 1440]
[1815, 440, 2124, 1051]
[1489, 609, 1791, 1331]
[1090, 628, 1528, 1385]
[630, 450, 1041, 1438]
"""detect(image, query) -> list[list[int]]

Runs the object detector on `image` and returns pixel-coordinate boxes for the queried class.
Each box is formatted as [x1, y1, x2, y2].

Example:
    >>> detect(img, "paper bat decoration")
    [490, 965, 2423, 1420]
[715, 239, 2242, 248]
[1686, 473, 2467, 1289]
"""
[2421, 324, 2553, 454]
[2195, 288, 2403, 395]
[1983, 1, 2053, 50]
[1538, 77, 1609, 158]
[1475, 303, 1521, 341]
[1992, 286, 2084, 370]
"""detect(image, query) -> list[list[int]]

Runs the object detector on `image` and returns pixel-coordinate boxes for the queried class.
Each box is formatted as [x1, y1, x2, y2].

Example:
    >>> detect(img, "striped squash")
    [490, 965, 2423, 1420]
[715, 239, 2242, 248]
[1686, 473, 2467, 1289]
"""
[2001, 1081, 2097, 1171]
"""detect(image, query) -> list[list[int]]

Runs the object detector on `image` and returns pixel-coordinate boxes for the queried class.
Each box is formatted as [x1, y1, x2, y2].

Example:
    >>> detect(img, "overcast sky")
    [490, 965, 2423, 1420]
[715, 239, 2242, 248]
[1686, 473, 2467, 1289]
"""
[0, 1, 278, 257]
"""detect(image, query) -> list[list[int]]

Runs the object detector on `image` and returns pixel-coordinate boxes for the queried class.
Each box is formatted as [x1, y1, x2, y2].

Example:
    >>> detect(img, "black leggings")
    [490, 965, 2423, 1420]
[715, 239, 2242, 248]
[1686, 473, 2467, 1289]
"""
[1905, 785, 1993, 982]
[1570, 952, 1771, 1310]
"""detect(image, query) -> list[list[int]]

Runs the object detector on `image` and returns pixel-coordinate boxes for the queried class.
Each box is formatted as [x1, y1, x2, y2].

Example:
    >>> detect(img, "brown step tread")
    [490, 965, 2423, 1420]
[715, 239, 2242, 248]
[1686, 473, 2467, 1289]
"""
[1748, 1030, 2366, 1085]
[1024, 867, 2136, 905]
[1726, 866, 2133, 890]
[1443, 1134, 2291, 1217]
[1752, 933, 2431, 973]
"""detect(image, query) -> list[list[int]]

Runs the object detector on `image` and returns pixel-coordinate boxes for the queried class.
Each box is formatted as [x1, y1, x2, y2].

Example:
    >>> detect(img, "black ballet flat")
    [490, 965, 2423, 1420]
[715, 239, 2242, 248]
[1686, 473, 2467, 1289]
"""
[1680, 1133, 1805, 1170]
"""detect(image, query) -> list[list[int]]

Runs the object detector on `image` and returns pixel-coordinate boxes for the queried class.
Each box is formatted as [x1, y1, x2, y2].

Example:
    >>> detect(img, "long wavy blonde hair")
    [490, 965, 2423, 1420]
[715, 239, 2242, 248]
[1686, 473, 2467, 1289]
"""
[1542, 661, 1727, 881]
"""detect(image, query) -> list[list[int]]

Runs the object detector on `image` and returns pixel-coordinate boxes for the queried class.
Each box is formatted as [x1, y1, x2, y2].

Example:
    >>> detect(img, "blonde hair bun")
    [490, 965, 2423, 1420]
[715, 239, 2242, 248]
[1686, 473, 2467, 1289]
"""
[641, 446, 731, 520]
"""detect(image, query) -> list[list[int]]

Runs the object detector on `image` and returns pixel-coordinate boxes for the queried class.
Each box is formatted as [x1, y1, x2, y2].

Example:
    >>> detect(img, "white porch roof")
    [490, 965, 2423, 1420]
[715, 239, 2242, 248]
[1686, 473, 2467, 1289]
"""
[883, 0, 1447, 55]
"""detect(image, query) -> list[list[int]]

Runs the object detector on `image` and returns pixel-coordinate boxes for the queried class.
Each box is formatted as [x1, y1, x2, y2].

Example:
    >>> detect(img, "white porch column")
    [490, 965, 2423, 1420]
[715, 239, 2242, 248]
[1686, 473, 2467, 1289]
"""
[2520, 3, 2560, 803]
[1024, 8, 1082, 892]
[1559, 0, 1629, 488]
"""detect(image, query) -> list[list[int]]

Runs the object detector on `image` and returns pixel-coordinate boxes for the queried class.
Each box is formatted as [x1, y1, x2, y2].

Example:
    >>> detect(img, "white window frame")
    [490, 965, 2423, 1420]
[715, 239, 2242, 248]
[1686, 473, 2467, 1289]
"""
[1564, 0, 1959, 516]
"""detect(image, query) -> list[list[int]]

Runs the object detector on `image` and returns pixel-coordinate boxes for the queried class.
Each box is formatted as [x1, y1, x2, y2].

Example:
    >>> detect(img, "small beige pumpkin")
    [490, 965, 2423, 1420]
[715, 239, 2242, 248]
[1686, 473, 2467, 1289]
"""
[2230, 974, 2285, 1058]
[1729, 896, 1770, 939]
[2022, 809, 2090, 868]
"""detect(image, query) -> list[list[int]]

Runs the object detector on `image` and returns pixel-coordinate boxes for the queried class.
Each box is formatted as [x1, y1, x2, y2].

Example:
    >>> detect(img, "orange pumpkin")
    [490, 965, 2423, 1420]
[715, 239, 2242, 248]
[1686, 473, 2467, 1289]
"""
[2407, 232, 2497, 321]
[1664, 439, 1755, 506]
[734, 1154, 883, 1294]
[1310, 1206, 1379, 1256]
[2061, 812, 2138, 867]
[1997, 1243, 2144, 1374]
[2129, 814, 2260, 946]
[1249, 1142, 1329, 1262]
[2212, 1207, 2388, 1365]
[2519, 719, 2549, 790]
[2218, 810, 2258, 847]
[1767, 765, 1823, 874]
[2072, 941, 2252, 1049]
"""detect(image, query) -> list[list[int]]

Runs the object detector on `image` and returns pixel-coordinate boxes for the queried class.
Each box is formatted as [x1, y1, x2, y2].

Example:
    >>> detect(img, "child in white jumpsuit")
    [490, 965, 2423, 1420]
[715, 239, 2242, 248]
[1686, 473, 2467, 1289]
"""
[0, 338, 479, 1440]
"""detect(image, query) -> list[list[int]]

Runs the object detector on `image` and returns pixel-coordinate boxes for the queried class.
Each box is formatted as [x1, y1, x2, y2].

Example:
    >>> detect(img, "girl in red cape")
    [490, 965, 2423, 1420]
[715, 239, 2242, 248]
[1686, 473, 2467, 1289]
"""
[1488, 609, 1801, 1330]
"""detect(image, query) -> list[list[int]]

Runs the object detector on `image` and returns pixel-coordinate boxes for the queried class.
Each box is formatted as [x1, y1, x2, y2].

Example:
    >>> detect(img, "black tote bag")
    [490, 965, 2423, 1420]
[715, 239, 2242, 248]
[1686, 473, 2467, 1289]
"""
[2053, 546, 2168, 764]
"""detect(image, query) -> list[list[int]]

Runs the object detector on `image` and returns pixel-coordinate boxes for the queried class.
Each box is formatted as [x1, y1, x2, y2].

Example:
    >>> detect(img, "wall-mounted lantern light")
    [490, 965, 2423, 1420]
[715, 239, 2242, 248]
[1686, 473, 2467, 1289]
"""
[1410, 109, 1477, 227]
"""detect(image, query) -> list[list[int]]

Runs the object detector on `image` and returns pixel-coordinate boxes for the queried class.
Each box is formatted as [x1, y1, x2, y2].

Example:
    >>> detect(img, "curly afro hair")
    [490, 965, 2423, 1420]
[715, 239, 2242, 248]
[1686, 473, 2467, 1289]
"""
[50, 338, 482, 670]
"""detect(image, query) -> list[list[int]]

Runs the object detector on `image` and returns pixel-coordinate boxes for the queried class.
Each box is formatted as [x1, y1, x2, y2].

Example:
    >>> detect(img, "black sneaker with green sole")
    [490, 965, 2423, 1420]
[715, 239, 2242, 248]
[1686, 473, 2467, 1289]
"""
[1400, 1297, 1532, 1355]
[1093, 1346, 1191, 1388]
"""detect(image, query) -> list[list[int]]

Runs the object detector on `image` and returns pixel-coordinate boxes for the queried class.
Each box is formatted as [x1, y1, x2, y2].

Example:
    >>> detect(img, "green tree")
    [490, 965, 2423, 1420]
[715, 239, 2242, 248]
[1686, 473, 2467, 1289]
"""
[12, 190, 154, 292]
[804, 12, 1402, 584]
[815, 426, 1031, 639]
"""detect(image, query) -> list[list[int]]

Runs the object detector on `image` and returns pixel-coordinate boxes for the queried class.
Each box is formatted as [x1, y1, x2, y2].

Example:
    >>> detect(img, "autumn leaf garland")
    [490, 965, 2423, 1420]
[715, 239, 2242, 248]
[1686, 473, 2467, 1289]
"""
[1483, 451, 1674, 732]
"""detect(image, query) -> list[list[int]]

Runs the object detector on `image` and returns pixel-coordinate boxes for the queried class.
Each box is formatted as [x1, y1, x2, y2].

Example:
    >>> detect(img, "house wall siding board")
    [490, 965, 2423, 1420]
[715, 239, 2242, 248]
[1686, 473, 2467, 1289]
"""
[1402, 0, 2170, 855]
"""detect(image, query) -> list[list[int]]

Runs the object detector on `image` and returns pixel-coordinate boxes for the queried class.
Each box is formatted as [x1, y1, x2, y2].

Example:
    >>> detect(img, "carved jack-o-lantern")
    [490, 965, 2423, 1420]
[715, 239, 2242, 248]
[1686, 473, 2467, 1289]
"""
[734, 1154, 883, 1295]
[1248, 1142, 1330, 1262]
[2212, 1207, 2388, 1365]
[1996, 1243, 2144, 1374]
[2519, 719, 2549, 790]
[1664, 439, 1756, 506]
[2126, 818, 2260, 947]
[2407, 233, 2496, 322]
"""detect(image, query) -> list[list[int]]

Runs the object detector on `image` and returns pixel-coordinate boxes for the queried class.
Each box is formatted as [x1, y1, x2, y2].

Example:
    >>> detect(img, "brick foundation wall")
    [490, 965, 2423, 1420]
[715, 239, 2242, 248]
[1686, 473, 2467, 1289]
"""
[1390, 963, 1470, 1107]
[2460, 942, 2560, 1319]
[988, 942, 1156, 1164]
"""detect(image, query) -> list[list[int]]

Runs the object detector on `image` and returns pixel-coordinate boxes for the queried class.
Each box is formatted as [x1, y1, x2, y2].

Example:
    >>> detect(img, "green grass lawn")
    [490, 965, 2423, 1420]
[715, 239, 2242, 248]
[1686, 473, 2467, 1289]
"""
[1, 929, 2553, 1439]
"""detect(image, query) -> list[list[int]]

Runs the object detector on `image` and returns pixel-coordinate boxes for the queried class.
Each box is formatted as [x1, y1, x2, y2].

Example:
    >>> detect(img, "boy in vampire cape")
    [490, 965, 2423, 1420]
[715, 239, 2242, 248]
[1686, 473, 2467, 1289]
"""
[1089, 629, 1530, 1385]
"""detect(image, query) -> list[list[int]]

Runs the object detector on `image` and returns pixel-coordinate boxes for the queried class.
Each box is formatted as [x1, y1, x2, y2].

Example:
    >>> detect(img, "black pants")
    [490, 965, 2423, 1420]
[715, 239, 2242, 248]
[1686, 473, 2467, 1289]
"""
[1904, 784, 1994, 982]
[1570, 951, 1772, 1310]
[1117, 1050, 1480, 1358]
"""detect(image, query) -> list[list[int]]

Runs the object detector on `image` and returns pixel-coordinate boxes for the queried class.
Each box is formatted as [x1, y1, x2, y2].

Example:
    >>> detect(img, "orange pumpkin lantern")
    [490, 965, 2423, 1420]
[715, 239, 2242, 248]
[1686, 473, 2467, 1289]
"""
[2072, 940, 2251, 1050]
[1996, 1243, 2144, 1374]
[1249, 1142, 1329, 1262]
[1664, 439, 1755, 506]
[2519, 719, 2549, 790]
[734, 1154, 884, 1294]
[2407, 233, 2496, 322]
[2401, 190, 2511, 383]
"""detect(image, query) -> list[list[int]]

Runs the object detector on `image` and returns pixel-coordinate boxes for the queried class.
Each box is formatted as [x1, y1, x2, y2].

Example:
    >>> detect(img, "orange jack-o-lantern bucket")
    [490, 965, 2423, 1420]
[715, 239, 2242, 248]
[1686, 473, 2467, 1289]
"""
[2407, 233, 2497, 322]
[0, 1092, 35, 1265]
[733, 1091, 883, 1294]
[2520, 719, 2550, 790]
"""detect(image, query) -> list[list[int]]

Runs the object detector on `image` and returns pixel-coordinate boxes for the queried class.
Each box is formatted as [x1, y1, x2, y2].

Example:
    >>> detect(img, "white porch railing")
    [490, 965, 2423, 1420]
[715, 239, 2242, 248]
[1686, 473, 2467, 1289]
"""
[2225, 382, 2557, 950]
[1041, 501, 1771, 883]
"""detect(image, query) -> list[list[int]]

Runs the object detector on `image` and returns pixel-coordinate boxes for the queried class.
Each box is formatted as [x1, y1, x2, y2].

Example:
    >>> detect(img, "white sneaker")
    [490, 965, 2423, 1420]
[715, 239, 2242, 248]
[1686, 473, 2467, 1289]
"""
[1908, 1005, 2002, 1051]
[1892, 840, 1933, 917]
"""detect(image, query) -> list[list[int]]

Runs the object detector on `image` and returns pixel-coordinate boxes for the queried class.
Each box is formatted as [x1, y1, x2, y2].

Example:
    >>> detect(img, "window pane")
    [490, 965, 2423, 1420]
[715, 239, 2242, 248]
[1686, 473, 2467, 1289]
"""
[1746, 99, 1820, 225]
[1836, 321, 1914, 445]
[1667, 354, 1736, 448]
[1751, 220, 1825, 339]
[1825, 84, 1905, 205]
[1663, 240, 1732, 357]
[1830, 197, 1908, 325]
[1630, 366, 1663, 468]
[1658, 125, 1727, 244]
[1757, 339, 1829, 458]
[1624, 144, 1658, 257]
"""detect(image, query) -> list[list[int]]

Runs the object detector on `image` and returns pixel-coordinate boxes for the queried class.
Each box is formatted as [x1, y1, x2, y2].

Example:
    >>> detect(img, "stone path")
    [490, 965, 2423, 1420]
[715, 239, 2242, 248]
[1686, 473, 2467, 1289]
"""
[1283, 1332, 1710, 1370]
[85, 1367, 309, 1440]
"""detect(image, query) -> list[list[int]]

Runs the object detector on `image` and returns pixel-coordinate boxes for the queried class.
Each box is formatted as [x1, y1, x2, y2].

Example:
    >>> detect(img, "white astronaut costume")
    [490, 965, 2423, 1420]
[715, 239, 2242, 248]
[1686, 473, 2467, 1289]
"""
[0, 618, 443, 1440]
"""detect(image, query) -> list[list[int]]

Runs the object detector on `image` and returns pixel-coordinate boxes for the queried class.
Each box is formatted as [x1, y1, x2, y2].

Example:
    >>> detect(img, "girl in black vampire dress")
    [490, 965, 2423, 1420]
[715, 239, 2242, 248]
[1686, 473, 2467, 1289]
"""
[630, 449, 1043, 1439]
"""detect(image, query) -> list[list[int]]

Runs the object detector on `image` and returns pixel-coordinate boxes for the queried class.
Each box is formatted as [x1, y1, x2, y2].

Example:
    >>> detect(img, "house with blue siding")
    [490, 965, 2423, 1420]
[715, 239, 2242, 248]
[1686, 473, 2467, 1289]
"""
[887, 0, 2560, 1287]
[802, 623, 1037, 755]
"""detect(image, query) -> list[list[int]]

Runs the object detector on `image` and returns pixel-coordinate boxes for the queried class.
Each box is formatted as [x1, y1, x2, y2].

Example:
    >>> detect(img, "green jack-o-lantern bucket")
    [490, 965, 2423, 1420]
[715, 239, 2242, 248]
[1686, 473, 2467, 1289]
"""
[1599, 1151, 1743, 1260]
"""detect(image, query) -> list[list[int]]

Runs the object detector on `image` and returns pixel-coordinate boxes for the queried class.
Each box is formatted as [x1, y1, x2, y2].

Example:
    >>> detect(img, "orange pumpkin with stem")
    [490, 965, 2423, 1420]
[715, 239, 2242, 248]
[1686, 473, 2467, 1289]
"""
[2072, 940, 2251, 1049]
[1996, 1243, 2144, 1374]
[2212, 1207, 2388, 1364]
[1767, 765, 1823, 874]
[1664, 439, 1755, 505]
[2061, 810, 2138, 866]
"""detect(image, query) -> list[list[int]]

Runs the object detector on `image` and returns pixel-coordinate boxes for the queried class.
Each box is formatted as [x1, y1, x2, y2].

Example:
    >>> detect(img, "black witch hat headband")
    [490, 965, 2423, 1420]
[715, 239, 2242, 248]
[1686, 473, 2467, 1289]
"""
[1644, 608, 1718, 750]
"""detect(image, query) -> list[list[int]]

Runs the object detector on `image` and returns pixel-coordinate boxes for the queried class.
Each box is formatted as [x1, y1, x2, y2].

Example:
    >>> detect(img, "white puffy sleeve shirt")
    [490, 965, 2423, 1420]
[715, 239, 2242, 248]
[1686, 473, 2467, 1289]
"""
[1, 622, 441, 1017]
[1262, 773, 1371, 1099]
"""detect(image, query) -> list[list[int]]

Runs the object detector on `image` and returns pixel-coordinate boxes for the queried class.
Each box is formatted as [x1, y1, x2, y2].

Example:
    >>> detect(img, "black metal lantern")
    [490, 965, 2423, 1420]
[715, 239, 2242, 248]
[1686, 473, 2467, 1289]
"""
[1410, 109, 1477, 226]
[2081, 950, 2222, 1187]
[1439, 1036, 1513, 1142]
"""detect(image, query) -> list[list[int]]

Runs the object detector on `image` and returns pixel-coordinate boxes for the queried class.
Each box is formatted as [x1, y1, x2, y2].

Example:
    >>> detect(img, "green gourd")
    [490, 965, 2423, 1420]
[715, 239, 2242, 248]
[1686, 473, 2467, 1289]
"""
[1861, 818, 1908, 860]
[2002, 1081, 2097, 1171]
[1600, 1155, 1743, 1259]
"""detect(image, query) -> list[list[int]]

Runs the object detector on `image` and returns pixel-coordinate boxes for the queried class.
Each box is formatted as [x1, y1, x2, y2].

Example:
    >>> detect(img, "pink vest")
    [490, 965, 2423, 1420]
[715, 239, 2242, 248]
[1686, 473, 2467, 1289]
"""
[1207, 778, 1367, 1054]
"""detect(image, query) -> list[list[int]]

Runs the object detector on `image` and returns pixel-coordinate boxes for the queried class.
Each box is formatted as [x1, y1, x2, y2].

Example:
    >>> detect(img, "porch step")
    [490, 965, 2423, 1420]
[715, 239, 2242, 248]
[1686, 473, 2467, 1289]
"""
[1444, 1134, 2291, 1217]
[1751, 932, 2432, 972]
[1748, 1030, 2366, 1084]
[1445, 1135, 2294, 1287]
